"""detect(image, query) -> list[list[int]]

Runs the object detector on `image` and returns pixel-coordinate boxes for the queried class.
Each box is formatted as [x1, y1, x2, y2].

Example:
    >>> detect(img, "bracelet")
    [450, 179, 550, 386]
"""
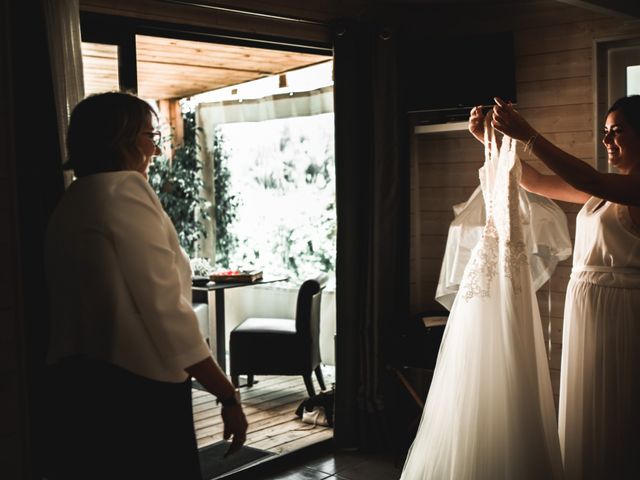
[217, 388, 241, 407]
[523, 133, 538, 154]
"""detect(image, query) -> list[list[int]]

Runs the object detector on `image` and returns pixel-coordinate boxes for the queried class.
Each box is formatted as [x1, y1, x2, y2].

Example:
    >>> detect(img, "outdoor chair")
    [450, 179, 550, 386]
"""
[229, 273, 329, 397]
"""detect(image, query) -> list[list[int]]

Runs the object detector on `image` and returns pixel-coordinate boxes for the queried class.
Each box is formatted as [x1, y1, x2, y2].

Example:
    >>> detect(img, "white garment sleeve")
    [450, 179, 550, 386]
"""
[108, 174, 210, 371]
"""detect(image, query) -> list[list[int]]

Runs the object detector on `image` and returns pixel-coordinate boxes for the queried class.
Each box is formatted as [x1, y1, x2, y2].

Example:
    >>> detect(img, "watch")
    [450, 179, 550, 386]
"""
[218, 388, 241, 407]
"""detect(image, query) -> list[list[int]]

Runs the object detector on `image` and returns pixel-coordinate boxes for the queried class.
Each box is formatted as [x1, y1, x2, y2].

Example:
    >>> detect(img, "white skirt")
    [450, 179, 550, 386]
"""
[559, 269, 640, 480]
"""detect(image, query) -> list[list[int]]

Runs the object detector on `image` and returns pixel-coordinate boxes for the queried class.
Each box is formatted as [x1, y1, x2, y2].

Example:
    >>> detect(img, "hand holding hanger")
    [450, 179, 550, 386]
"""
[492, 97, 538, 148]
[468, 105, 486, 144]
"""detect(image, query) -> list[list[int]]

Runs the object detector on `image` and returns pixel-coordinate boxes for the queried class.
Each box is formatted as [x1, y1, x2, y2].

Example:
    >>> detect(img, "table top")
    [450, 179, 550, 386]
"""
[192, 276, 289, 291]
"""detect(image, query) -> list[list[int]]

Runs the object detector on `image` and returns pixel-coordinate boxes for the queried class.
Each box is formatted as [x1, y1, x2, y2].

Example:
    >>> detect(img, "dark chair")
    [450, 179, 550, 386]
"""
[229, 273, 329, 397]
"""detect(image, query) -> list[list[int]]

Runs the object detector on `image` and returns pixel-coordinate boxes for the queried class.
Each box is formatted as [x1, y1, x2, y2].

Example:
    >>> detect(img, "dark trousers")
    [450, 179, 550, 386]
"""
[43, 357, 201, 480]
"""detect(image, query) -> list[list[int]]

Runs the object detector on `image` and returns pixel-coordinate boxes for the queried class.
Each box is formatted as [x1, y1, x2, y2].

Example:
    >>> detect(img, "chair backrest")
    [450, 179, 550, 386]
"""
[295, 273, 329, 340]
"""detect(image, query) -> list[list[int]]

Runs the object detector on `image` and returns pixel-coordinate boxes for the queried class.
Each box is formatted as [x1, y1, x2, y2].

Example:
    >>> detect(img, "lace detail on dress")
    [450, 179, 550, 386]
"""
[460, 219, 499, 301]
[461, 135, 528, 301]
[461, 237, 529, 301]
[503, 239, 529, 293]
[616, 204, 640, 239]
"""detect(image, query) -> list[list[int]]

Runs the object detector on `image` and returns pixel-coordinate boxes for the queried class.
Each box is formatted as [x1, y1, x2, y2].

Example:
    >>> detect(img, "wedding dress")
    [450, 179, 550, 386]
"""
[435, 179, 572, 310]
[400, 125, 564, 479]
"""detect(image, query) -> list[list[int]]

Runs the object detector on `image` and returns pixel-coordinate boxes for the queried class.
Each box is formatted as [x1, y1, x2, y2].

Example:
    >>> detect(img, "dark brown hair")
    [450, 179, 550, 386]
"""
[65, 91, 157, 177]
[607, 95, 640, 135]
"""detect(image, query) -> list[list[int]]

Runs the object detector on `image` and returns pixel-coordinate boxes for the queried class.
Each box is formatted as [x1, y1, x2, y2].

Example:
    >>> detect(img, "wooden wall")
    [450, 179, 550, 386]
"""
[408, 0, 640, 406]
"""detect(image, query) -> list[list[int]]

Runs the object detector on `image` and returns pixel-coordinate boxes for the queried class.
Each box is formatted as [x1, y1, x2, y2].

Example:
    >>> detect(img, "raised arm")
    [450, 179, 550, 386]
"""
[468, 104, 589, 204]
[519, 160, 590, 203]
[492, 97, 640, 206]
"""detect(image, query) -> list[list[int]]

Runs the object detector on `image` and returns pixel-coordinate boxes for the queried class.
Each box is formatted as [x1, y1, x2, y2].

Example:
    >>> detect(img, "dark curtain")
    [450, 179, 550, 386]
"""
[332, 18, 410, 450]
[7, 0, 66, 475]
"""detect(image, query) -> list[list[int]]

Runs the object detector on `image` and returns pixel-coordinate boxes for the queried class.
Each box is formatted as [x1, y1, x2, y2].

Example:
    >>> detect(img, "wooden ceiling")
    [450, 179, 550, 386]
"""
[82, 35, 332, 101]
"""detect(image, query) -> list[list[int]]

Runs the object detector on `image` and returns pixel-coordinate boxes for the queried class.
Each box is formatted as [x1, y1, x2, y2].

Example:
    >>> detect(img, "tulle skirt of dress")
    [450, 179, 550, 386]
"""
[559, 271, 640, 480]
[400, 239, 564, 480]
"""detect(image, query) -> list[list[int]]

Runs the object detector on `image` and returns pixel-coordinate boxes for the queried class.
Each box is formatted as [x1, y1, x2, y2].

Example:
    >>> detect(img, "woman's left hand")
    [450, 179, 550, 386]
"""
[468, 105, 486, 144]
[222, 404, 248, 456]
[491, 97, 537, 142]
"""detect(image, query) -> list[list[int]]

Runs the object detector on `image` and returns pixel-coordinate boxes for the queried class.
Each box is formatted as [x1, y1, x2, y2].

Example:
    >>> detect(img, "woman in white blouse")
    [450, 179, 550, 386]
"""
[44, 92, 247, 479]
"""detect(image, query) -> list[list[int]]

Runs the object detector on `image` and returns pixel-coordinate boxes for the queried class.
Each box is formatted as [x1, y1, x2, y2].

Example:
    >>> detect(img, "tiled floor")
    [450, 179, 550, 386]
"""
[242, 447, 405, 480]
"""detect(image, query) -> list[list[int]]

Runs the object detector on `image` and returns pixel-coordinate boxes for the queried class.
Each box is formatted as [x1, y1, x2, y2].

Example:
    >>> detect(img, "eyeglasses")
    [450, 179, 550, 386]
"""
[144, 130, 162, 146]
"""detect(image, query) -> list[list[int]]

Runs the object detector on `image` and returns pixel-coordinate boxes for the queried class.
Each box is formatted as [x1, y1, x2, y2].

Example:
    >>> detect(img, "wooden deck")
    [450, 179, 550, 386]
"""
[193, 366, 335, 456]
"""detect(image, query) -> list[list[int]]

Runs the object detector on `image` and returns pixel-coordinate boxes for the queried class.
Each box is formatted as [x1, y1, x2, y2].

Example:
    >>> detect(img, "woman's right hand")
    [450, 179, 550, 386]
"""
[491, 97, 537, 143]
[468, 105, 485, 144]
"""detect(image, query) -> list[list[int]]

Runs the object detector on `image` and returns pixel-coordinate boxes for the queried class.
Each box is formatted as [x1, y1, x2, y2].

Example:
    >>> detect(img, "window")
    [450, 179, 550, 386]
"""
[188, 61, 335, 286]
[596, 39, 640, 171]
[209, 113, 335, 286]
[627, 65, 640, 95]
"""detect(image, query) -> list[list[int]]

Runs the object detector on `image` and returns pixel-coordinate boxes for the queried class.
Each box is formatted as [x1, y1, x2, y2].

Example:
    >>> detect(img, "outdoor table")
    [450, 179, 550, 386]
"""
[192, 276, 288, 373]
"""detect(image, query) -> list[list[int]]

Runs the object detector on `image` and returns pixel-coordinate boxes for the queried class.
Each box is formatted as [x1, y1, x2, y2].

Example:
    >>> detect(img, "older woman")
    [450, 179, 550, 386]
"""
[470, 95, 640, 479]
[44, 92, 247, 479]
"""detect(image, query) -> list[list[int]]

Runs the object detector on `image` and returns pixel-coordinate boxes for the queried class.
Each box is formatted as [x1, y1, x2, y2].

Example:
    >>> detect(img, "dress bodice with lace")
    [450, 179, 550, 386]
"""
[435, 177, 572, 310]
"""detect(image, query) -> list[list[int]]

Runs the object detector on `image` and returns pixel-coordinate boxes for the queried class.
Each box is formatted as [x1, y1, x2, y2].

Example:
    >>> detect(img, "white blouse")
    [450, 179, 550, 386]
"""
[45, 171, 210, 382]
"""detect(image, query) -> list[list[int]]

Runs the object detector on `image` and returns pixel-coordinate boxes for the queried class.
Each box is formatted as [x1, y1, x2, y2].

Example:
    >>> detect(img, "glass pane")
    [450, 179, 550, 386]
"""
[213, 112, 336, 288]
[81, 42, 119, 95]
[627, 65, 640, 95]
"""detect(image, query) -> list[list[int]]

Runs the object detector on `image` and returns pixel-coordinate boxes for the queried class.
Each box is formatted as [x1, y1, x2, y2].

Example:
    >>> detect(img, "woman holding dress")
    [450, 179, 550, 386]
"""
[470, 95, 640, 479]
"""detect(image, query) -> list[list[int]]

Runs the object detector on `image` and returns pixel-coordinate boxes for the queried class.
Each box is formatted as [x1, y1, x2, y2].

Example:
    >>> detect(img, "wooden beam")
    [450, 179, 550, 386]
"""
[556, 0, 640, 18]
[157, 98, 183, 160]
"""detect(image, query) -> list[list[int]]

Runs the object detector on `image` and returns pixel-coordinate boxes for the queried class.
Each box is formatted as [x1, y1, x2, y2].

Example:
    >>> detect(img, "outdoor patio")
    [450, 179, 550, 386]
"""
[193, 366, 335, 455]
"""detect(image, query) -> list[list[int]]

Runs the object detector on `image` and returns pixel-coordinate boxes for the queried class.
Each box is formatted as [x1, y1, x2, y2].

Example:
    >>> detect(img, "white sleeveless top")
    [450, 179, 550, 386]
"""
[574, 197, 640, 270]
[571, 197, 640, 291]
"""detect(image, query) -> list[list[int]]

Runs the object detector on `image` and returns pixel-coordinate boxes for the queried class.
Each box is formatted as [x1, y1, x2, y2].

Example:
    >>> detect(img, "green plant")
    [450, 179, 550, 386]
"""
[223, 117, 336, 285]
[212, 127, 239, 267]
[149, 108, 210, 256]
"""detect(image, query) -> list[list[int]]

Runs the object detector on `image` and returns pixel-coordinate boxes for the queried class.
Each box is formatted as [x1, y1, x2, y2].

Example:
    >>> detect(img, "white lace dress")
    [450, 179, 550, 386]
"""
[559, 198, 640, 480]
[435, 183, 572, 310]
[400, 130, 564, 480]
